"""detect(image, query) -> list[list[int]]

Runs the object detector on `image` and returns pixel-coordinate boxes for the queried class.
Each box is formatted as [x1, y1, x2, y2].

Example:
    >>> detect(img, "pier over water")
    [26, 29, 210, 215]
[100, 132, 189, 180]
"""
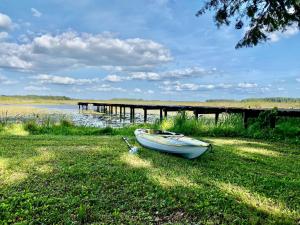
[78, 102, 300, 128]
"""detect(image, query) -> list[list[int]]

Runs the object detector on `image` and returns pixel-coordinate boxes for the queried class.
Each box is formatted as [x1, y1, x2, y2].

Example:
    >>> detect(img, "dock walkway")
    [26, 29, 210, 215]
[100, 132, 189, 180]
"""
[78, 102, 300, 128]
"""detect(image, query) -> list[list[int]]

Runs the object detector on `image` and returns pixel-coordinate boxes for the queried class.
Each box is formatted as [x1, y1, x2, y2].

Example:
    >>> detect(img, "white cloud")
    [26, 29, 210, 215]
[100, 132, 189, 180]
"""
[178, 83, 202, 91]
[100, 66, 124, 72]
[269, 24, 299, 42]
[134, 88, 142, 93]
[238, 82, 258, 88]
[103, 74, 123, 82]
[33, 74, 100, 85]
[24, 85, 50, 91]
[0, 31, 172, 72]
[124, 67, 217, 82]
[159, 81, 216, 92]
[0, 42, 33, 70]
[90, 84, 126, 92]
[0, 13, 12, 30]
[163, 67, 217, 79]
[129, 72, 160, 81]
[218, 83, 233, 89]
[147, 90, 154, 94]
[296, 78, 300, 82]
[102, 67, 213, 83]
[31, 8, 42, 17]
[159, 81, 261, 92]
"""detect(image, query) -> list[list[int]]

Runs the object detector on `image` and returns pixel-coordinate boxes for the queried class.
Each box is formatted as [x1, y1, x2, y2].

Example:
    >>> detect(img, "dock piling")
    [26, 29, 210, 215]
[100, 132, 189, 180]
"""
[164, 109, 168, 118]
[215, 113, 219, 125]
[160, 109, 163, 121]
[194, 110, 198, 120]
[144, 108, 147, 123]
[243, 112, 248, 129]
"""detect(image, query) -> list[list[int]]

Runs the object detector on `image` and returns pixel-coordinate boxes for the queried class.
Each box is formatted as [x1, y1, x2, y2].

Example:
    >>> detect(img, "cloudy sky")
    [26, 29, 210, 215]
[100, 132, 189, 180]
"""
[0, 0, 299, 100]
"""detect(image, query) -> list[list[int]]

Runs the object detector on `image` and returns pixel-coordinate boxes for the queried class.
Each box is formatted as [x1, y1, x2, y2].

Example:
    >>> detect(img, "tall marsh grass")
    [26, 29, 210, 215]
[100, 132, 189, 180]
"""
[1, 110, 299, 143]
[160, 112, 244, 137]
[159, 111, 300, 143]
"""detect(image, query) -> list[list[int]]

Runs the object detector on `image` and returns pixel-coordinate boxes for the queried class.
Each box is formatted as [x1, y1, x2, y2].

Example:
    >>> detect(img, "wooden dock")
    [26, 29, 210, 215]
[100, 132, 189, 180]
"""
[78, 102, 300, 128]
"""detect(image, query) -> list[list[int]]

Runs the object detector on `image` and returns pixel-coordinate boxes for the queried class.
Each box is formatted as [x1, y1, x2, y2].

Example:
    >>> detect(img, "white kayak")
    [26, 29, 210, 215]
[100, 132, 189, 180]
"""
[134, 129, 211, 159]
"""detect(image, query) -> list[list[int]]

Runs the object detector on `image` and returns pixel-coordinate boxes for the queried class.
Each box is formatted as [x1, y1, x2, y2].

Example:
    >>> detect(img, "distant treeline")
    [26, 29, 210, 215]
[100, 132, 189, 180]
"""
[0, 95, 73, 100]
[242, 98, 300, 103]
[110, 98, 145, 101]
[206, 99, 237, 102]
[207, 98, 300, 103]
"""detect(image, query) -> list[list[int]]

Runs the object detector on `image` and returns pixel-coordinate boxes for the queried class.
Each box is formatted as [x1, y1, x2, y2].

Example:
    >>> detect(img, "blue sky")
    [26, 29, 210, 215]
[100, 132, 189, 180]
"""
[0, 0, 299, 100]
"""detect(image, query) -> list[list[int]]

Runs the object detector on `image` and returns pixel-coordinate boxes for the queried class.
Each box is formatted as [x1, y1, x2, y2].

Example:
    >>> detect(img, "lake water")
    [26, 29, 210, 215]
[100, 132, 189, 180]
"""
[0, 104, 159, 128]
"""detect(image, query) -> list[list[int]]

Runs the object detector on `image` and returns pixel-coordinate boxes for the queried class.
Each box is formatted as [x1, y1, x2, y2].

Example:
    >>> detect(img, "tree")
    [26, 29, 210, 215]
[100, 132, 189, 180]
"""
[196, 0, 300, 48]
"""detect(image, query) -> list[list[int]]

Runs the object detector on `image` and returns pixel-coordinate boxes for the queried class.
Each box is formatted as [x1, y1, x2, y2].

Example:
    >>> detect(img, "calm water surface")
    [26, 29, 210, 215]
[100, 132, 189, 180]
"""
[0, 104, 158, 128]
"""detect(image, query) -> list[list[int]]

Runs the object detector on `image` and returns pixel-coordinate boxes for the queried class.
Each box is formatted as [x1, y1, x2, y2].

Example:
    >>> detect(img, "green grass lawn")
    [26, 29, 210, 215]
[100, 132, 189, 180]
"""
[1, 135, 299, 224]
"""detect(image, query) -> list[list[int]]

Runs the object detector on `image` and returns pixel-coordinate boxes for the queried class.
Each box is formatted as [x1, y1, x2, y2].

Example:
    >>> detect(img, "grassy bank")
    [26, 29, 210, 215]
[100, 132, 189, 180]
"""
[1, 135, 299, 224]
[0, 122, 149, 137]
[1, 110, 298, 144]
[0, 95, 78, 105]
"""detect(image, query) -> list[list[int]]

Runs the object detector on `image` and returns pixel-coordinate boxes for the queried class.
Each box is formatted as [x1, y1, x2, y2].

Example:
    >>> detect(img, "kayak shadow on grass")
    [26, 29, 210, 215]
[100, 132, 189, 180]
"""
[1, 136, 299, 224]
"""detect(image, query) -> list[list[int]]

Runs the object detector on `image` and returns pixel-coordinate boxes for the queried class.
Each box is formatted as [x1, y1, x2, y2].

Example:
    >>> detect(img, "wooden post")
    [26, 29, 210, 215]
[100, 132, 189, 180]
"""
[164, 109, 167, 118]
[160, 109, 163, 121]
[243, 112, 248, 129]
[132, 107, 135, 123]
[130, 107, 133, 122]
[144, 108, 147, 123]
[215, 113, 219, 125]
[270, 115, 276, 129]
[194, 110, 198, 120]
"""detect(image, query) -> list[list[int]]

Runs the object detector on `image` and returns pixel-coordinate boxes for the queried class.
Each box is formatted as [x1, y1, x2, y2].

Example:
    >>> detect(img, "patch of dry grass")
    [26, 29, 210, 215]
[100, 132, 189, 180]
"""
[0, 105, 48, 117]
